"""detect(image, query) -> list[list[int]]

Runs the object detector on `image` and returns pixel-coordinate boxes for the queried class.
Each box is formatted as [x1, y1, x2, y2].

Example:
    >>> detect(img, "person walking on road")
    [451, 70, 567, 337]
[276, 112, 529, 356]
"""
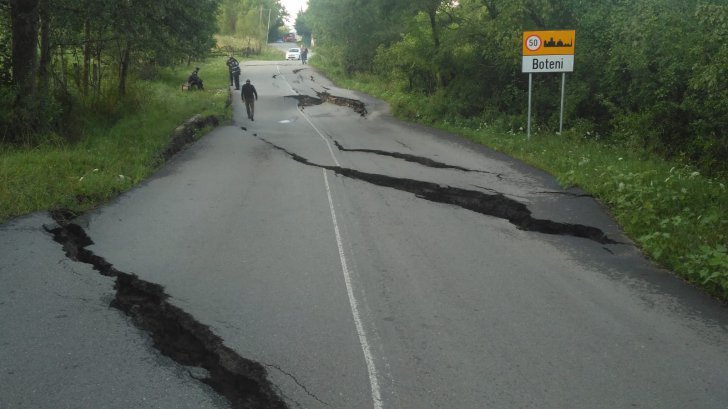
[301, 47, 308, 64]
[241, 79, 258, 121]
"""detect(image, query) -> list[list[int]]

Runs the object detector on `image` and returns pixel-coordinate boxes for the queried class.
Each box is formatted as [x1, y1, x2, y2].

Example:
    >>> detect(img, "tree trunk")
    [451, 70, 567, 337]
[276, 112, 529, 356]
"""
[10, 0, 40, 117]
[38, 0, 50, 102]
[483, 0, 498, 19]
[427, 8, 440, 49]
[118, 41, 130, 97]
[59, 45, 66, 90]
[83, 19, 91, 95]
[96, 45, 102, 96]
[427, 7, 441, 88]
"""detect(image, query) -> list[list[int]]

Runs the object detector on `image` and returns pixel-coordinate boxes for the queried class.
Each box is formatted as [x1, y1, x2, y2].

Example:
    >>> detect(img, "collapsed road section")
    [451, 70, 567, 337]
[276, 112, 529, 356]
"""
[285, 92, 367, 116]
[46, 220, 289, 409]
[254, 135, 618, 245]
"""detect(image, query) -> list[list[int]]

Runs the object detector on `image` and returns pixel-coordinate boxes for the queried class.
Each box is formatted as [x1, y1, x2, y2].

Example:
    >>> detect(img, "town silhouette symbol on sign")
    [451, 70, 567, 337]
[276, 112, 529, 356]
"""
[544, 37, 573, 47]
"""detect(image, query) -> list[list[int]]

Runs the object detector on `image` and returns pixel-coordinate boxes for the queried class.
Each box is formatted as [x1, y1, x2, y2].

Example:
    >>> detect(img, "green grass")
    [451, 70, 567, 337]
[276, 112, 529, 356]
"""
[0, 58, 230, 221]
[2, 54, 726, 300]
[312, 60, 728, 300]
[451, 122, 727, 297]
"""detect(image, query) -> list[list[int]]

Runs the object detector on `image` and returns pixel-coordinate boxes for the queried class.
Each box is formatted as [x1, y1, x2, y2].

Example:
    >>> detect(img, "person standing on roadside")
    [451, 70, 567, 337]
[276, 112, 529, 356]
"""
[231, 63, 241, 90]
[226, 55, 239, 88]
[301, 47, 308, 65]
[241, 79, 258, 121]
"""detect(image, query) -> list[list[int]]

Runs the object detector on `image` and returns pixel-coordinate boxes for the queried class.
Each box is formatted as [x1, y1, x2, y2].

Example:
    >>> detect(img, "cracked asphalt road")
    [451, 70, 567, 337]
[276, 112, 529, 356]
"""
[2, 59, 728, 408]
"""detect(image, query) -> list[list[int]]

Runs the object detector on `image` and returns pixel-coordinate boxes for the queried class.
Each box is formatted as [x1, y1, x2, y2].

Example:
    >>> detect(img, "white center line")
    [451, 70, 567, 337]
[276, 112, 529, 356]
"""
[297, 109, 340, 167]
[280, 69, 383, 408]
[322, 168, 383, 409]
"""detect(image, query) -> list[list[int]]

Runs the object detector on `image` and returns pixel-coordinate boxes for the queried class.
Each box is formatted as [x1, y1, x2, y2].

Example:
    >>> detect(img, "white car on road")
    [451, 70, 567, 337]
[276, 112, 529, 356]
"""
[286, 48, 301, 60]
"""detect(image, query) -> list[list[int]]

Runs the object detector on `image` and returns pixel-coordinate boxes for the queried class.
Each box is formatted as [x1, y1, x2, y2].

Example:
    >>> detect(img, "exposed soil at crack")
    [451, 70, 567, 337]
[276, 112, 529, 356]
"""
[256, 136, 618, 245]
[316, 92, 367, 116]
[46, 220, 289, 409]
[333, 140, 501, 177]
[284, 92, 367, 117]
[285, 94, 323, 108]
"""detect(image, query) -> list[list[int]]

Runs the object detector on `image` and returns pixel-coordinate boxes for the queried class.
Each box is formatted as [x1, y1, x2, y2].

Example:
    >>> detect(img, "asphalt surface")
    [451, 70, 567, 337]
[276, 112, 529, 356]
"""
[2, 53, 728, 409]
[0, 213, 228, 408]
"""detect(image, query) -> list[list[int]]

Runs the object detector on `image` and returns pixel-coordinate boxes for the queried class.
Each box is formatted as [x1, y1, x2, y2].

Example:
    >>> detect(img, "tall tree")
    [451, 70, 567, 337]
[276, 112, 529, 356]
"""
[9, 0, 40, 124]
[294, 9, 311, 45]
[0, 5, 10, 86]
[0, 0, 224, 143]
[217, 0, 285, 45]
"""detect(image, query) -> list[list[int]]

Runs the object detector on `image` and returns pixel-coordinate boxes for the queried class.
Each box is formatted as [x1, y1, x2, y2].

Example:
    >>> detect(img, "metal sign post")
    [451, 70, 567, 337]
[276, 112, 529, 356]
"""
[527, 74, 533, 139]
[559, 72, 566, 134]
[522, 30, 575, 138]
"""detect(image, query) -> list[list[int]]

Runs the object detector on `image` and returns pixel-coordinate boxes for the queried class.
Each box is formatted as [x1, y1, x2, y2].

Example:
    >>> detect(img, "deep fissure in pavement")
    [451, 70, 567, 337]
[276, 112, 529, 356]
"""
[316, 92, 367, 116]
[256, 136, 617, 245]
[285, 92, 367, 116]
[46, 221, 288, 409]
[285, 94, 322, 108]
[333, 140, 501, 177]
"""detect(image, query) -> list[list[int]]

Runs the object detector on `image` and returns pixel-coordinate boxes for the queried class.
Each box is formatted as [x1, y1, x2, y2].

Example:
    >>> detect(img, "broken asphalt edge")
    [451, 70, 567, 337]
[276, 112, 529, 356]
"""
[44, 221, 289, 409]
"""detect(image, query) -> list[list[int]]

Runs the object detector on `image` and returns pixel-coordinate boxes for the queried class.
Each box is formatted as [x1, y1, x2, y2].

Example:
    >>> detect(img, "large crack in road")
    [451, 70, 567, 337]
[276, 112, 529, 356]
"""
[46, 220, 289, 409]
[284, 92, 367, 117]
[333, 140, 502, 177]
[254, 135, 618, 245]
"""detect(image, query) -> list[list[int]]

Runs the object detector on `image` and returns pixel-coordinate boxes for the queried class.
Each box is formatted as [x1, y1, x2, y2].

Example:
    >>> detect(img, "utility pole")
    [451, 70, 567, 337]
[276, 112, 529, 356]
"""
[259, 6, 272, 45]
[266, 8, 271, 44]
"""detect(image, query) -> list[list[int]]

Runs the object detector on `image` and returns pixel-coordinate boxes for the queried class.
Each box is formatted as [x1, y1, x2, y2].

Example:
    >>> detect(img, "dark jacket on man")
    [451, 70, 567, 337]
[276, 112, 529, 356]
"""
[241, 82, 257, 101]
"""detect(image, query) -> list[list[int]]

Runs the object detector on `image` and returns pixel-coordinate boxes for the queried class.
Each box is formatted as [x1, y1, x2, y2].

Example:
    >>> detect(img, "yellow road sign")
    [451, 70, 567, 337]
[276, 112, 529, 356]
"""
[523, 30, 575, 56]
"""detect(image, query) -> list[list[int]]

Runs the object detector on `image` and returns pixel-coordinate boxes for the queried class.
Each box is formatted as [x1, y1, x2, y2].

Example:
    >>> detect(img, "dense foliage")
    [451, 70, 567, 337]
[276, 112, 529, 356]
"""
[305, 0, 728, 177]
[217, 0, 287, 50]
[294, 8, 312, 46]
[0, 0, 288, 145]
[0, 0, 221, 142]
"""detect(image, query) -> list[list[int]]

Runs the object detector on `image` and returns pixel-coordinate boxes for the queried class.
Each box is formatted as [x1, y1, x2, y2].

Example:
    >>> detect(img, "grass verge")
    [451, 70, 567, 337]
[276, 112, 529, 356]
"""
[312, 61, 728, 301]
[0, 58, 230, 222]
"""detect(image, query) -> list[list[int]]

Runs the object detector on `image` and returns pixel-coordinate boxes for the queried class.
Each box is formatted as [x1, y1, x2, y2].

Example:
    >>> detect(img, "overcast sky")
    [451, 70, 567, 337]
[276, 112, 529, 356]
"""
[281, 0, 308, 26]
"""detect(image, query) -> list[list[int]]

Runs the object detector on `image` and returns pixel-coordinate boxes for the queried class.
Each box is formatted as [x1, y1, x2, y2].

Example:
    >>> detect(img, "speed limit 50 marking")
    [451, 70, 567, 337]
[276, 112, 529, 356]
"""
[525, 35, 542, 52]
